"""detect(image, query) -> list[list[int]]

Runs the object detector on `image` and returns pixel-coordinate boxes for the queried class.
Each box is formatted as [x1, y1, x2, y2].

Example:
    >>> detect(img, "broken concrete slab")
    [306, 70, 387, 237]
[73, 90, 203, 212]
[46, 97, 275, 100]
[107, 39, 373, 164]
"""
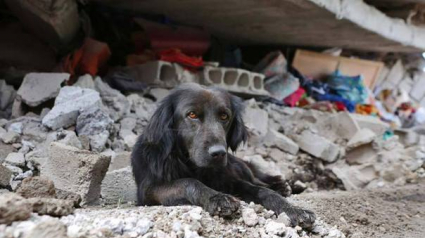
[101, 166, 137, 205]
[76, 107, 113, 152]
[331, 163, 378, 190]
[17, 73, 69, 107]
[350, 114, 389, 136]
[0, 192, 32, 225]
[16, 177, 56, 199]
[74, 74, 95, 89]
[243, 99, 269, 138]
[264, 129, 299, 155]
[345, 143, 378, 165]
[0, 165, 12, 187]
[42, 86, 102, 130]
[42, 142, 111, 205]
[4, 152, 25, 167]
[1, 131, 20, 144]
[94, 77, 130, 122]
[108, 151, 131, 171]
[347, 128, 377, 149]
[28, 197, 74, 217]
[316, 111, 361, 141]
[293, 130, 342, 163]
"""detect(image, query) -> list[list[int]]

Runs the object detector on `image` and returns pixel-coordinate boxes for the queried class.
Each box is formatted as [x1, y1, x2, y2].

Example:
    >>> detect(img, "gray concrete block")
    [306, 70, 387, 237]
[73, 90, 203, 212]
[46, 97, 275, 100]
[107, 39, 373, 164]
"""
[101, 166, 137, 205]
[42, 142, 111, 205]
[293, 130, 342, 163]
[201, 66, 269, 96]
[124, 61, 178, 88]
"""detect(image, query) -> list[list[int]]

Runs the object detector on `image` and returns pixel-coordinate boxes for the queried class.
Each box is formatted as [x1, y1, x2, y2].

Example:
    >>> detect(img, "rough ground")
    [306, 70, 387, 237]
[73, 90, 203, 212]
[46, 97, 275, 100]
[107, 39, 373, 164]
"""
[291, 184, 425, 238]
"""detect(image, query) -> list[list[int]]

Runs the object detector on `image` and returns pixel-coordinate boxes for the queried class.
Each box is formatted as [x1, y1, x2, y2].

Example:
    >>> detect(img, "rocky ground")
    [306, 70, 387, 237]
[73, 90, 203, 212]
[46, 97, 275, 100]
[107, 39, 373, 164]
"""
[1, 74, 425, 237]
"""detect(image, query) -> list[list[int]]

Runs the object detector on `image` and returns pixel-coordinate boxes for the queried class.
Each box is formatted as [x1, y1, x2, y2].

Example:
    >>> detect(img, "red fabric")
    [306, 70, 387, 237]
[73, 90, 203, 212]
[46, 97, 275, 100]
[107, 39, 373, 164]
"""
[284, 87, 306, 107]
[334, 101, 346, 111]
[63, 38, 111, 77]
[159, 49, 203, 70]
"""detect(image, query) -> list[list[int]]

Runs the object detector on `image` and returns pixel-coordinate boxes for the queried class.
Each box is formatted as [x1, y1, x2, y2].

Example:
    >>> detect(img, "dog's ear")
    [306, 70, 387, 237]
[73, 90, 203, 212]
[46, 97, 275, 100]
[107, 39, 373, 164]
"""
[227, 95, 248, 151]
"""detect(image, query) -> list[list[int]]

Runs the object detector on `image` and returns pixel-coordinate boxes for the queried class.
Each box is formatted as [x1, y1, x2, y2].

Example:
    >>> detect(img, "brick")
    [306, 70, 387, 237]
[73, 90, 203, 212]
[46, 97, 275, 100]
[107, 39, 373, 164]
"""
[293, 130, 342, 162]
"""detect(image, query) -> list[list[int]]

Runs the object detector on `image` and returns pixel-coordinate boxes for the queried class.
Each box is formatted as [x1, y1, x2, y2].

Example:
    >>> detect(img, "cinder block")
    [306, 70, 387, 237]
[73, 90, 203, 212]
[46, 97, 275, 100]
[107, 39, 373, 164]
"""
[201, 66, 268, 96]
[124, 61, 178, 88]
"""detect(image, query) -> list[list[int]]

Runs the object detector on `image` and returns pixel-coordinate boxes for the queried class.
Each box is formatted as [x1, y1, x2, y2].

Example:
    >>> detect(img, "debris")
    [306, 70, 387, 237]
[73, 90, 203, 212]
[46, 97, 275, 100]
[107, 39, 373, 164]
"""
[28, 197, 74, 217]
[17, 73, 69, 107]
[16, 177, 56, 199]
[265, 220, 286, 236]
[264, 129, 299, 155]
[347, 128, 376, 149]
[242, 207, 259, 226]
[76, 107, 113, 152]
[293, 130, 342, 163]
[1, 131, 20, 144]
[74, 74, 95, 89]
[101, 167, 137, 205]
[350, 114, 389, 136]
[0, 193, 32, 225]
[94, 77, 130, 122]
[41, 142, 111, 205]
[331, 163, 377, 190]
[24, 219, 69, 238]
[42, 86, 102, 130]
[243, 99, 269, 137]
[4, 152, 25, 167]
[0, 165, 12, 187]
[149, 88, 170, 102]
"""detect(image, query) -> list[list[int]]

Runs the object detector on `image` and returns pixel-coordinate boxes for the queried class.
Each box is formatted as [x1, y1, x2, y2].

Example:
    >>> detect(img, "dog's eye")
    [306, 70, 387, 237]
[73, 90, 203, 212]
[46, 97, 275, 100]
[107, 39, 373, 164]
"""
[220, 113, 229, 121]
[188, 111, 198, 119]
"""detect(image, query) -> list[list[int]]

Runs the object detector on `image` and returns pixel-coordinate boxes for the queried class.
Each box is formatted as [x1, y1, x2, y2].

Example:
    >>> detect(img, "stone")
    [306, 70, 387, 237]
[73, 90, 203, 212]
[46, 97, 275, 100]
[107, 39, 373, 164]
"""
[347, 128, 376, 149]
[28, 197, 74, 217]
[76, 107, 113, 152]
[243, 99, 268, 137]
[350, 114, 389, 136]
[56, 189, 82, 208]
[74, 74, 95, 89]
[0, 164, 12, 187]
[40, 108, 50, 120]
[293, 130, 342, 163]
[0, 118, 8, 127]
[17, 73, 69, 107]
[120, 129, 138, 149]
[1, 131, 20, 144]
[94, 77, 130, 121]
[345, 143, 378, 165]
[42, 86, 102, 130]
[241, 207, 258, 226]
[25, 219, 68, 238]
[264, 129, 299, 155]
[242, 155, 281, 177]
[42, 142, 111, 205]
[56, 130, 83, 149]
[8, 122, 23, 134]
[265, 220, 286, 236]
[128, 94, 157, 122]
[101, 167, 137, 204]
[120, 117, 137, 131]
[149, 88, 170, 102]
[108, 151, 131, 171]
[316, 111, 361, 141]
[4, 152, 25, 167]
[0, 193, 32, 225]
[16, 177, 56, 199]
[331, 163, 377, 190]
[0, 80, 16, 111]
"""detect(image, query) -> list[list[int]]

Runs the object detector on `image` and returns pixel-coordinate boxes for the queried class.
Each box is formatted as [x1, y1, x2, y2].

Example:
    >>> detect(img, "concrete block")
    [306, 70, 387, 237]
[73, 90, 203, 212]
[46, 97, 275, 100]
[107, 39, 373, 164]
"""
[4, 152, 25, 167]
[0, 165, 12, 187]
[346, 128, 376, 149]
[345, 143, 378, 165]
[316, 111, 361, 141]
[42, 86, 102, 130]
[101, 166, 137, 205]
[201, 66, 269, 96]
[293, 130, 341, 163]
[350, 114, 389, 136]
[94, 77, 130, 122]
[243, 99, 269, 137]
[17, 73, 69, 107]
[124, 61, 178, 88]
[264, 129, 299, 155]
[42, 142, 111, 205]
[331, 163, 377, 190]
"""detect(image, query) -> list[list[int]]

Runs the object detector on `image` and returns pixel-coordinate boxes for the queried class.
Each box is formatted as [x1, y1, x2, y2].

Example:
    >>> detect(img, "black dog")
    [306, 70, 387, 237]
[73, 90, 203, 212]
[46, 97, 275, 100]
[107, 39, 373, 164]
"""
[131, 83, 315, 227]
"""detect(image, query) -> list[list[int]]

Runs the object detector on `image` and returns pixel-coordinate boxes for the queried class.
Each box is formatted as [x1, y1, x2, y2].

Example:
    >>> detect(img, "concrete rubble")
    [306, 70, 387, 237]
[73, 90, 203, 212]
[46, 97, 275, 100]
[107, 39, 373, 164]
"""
[0, 75, 424, 237]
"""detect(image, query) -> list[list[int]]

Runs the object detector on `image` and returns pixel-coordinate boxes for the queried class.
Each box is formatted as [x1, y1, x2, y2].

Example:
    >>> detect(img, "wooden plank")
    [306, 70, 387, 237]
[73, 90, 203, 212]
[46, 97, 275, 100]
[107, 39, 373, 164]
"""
[292, 50, 384, 88]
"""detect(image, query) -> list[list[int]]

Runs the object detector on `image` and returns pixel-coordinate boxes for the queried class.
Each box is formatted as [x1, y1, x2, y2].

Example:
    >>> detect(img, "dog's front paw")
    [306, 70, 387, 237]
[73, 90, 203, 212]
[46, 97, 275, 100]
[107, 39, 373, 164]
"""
[283, 207, 316, 229]
[205, 193, 240, 217]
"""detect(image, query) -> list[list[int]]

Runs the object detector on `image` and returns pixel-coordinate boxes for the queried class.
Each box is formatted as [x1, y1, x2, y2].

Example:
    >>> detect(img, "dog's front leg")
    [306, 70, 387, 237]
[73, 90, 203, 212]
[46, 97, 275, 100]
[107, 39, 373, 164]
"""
[145, 178, 240, 217]
[233, 180, 316, 228]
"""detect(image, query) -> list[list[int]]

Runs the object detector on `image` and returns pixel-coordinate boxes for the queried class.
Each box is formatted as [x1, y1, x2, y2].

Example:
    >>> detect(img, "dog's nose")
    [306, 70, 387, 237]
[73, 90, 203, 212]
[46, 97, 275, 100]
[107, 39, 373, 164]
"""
[208, 145, 227, 160]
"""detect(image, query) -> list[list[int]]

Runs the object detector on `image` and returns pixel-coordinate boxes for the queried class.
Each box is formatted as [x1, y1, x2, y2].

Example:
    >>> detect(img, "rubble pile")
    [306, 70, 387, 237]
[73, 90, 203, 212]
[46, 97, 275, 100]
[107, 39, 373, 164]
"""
[0, 72, 424, 237]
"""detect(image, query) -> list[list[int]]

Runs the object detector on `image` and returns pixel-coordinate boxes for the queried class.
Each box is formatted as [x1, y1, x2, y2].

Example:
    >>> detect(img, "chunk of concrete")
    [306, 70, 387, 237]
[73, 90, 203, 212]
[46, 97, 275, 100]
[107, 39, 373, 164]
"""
[76, 107, 113, 152]
[108, 151, 131, 171]
[124, 60, 178, 88]
[0, 80, 16, 112]
[149, 88, 170, 102]
[345, 143, 378, 165]
[42, 142, 111, 205]
[101, 166, 137, 205]
[28, 197, 74, 217]
[1, 131, 20, 144]
[331, 163, 377, 190]
[316, 111, 361, 141]
[243, 99, 269, 137]
[293, 130, 342, 163]
[94, 77, 130, 121]
[264, 129, 299, 155]
[17, 73, 69, 107]
[16, 177, 56, 199]
[24, 219, 68, 238]
[0, 165, 12, 187]
[347, 128, 376, 149]
[4, 152, 25, 167]
[350, 114, 389, 136]
[74, 74, 95, 89]
[0, 193, 32, 225]
[42, 86, 102, 130]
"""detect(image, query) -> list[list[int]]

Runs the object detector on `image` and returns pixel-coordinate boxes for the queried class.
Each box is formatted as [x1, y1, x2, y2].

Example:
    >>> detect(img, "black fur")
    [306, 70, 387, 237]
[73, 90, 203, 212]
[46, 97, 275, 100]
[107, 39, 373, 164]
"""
[131, 83, 315, 228]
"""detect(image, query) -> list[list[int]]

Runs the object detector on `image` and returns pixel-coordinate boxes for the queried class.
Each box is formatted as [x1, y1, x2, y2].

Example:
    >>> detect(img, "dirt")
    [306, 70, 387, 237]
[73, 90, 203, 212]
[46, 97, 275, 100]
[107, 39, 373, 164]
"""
[290, 184, 425, 238]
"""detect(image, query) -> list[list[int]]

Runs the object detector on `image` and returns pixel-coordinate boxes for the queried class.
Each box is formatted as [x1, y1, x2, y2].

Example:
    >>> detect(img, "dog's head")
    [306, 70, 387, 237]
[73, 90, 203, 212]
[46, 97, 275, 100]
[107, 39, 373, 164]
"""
[144, 83, 248, 168]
